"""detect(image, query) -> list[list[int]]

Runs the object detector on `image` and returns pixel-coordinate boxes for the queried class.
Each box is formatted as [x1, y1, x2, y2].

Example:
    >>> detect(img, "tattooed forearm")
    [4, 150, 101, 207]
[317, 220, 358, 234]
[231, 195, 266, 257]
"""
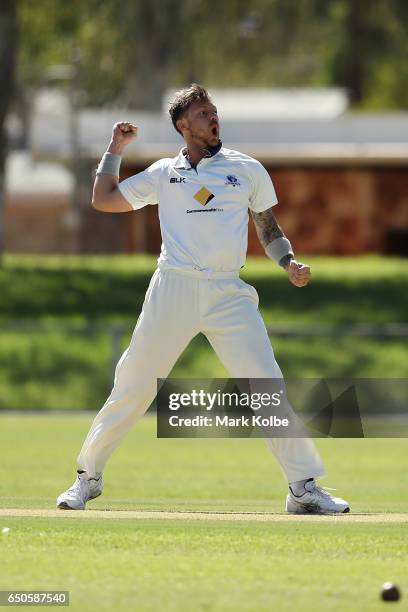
[252, 207, 295, 269]
[250, 207, 285, 248]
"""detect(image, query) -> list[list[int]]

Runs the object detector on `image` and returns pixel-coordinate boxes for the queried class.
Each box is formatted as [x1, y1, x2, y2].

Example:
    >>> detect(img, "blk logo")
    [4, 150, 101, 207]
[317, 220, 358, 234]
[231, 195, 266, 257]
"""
[170, 177, 186, 183]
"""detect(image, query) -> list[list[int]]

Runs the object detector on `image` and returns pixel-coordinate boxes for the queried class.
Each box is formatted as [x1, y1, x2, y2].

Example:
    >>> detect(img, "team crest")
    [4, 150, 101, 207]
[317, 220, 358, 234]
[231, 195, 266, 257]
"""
[225, 175, 241, 187]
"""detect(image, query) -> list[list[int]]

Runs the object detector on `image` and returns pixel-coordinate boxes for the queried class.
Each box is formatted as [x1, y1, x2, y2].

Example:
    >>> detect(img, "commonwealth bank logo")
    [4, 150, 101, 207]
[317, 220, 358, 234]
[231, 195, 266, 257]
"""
[194, 186, 215, 206]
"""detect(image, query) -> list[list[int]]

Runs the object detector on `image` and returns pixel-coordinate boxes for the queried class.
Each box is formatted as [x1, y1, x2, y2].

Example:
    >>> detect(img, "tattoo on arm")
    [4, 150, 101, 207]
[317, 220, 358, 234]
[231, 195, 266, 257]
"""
[250, 207, 285, 248]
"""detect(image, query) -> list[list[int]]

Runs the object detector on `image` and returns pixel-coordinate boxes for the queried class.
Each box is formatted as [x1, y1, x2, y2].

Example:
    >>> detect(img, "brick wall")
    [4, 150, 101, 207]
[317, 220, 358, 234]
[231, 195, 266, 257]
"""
[5, 166, 408, 256]
[268, 167, 408, 255]
[5, 195, 76, 253]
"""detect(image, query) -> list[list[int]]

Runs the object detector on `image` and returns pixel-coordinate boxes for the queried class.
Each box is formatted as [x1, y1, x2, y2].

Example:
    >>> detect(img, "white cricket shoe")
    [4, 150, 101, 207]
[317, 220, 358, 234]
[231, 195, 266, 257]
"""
[56, 470, 103, 510]
[286, 479, 350, 514]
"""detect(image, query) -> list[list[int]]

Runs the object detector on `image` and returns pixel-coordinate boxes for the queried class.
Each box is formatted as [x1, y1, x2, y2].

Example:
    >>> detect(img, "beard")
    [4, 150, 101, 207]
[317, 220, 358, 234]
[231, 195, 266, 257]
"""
[189, 126, 220, 150]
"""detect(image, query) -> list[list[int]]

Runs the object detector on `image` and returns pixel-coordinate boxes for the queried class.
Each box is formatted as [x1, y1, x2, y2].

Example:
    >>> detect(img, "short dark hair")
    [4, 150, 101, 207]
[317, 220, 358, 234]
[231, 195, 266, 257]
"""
[169, 83, 212, 135]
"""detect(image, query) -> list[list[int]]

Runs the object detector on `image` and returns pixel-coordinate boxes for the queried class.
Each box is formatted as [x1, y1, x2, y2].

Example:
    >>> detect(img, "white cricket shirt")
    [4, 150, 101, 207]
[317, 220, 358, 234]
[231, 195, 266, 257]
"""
[118, 147, 278, 272]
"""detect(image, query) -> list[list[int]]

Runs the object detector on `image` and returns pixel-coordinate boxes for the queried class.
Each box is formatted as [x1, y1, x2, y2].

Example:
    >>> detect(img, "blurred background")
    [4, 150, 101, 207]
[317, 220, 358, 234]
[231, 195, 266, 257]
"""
[0, 0, 407, 410]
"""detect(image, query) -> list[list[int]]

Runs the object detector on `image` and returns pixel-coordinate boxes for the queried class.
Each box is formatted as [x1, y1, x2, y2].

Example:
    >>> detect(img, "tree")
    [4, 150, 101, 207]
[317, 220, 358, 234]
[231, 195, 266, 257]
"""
[322, 0, 408, 108]
[104, 0, 187, 109]
[0, 0, 17, 256]
[14, 0, 408, 114]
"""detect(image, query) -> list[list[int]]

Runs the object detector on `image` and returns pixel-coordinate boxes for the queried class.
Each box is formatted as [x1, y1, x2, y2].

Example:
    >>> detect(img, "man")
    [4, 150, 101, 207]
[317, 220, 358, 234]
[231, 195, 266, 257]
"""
[57, 84, 349, 514]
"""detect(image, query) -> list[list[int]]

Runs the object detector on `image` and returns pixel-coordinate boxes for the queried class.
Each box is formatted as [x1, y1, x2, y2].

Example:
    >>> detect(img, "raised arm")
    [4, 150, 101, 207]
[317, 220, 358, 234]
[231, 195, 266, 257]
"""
[251, 206, 311, 287]
[92, 122, 137, 213]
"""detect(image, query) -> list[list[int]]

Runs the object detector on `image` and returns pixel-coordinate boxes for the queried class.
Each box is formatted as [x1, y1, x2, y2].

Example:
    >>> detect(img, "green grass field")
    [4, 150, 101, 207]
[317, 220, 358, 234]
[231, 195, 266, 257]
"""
[0, 255, 407, 409]
[1, 415, 407, 611]
[0, 255, 407, 609]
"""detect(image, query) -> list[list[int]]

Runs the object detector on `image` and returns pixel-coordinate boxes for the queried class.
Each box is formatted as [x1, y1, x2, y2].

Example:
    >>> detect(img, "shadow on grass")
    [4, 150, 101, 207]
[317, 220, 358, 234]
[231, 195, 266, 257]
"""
[1, 264, 407, 323]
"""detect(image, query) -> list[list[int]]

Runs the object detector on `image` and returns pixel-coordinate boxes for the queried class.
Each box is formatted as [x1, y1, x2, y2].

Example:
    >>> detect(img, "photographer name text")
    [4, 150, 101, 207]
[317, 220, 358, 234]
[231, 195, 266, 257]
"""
[168, 415, 289, 427]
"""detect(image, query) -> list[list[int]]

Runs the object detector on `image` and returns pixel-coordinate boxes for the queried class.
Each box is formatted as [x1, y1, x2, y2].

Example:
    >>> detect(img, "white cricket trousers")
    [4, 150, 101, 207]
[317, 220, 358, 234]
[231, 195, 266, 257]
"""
[77, 266, 325, 483]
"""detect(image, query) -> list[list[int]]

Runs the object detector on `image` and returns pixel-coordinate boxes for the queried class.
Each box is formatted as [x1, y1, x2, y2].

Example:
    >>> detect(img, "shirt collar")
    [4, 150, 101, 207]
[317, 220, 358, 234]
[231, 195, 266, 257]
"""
[174, 141, 223, 169]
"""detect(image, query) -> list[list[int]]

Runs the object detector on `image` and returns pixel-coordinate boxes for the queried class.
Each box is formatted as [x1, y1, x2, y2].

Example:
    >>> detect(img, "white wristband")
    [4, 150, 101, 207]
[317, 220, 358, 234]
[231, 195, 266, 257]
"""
[96, 152, 121, 176]
[265, 237, 294, 265]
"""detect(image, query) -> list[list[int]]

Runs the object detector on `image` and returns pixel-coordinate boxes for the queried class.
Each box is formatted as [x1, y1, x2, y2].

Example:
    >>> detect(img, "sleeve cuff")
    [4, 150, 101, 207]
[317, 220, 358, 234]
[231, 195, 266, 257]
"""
[250, 198, 278, 213]
[118, 182, 143, 210]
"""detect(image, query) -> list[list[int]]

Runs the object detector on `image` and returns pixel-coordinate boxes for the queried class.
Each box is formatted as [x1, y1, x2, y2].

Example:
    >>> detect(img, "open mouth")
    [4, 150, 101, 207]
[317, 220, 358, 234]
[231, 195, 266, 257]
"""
[211, 125, 218, 137]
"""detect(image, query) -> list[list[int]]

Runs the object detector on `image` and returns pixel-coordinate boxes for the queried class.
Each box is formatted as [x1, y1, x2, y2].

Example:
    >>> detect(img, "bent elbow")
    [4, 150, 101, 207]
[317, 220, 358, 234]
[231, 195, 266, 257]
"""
[91, 198, 102, 211]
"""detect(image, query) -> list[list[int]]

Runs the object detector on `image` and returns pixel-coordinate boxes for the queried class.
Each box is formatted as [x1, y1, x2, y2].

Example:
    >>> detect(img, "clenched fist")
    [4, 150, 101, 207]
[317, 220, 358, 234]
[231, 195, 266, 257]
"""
[107, 122, 138, 155]
[287, 260, 311, 287]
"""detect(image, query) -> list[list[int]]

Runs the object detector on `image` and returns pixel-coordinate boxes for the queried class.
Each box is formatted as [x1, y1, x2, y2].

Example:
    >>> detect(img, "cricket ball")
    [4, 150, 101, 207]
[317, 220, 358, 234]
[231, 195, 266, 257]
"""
[380, 582, 401, 602]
